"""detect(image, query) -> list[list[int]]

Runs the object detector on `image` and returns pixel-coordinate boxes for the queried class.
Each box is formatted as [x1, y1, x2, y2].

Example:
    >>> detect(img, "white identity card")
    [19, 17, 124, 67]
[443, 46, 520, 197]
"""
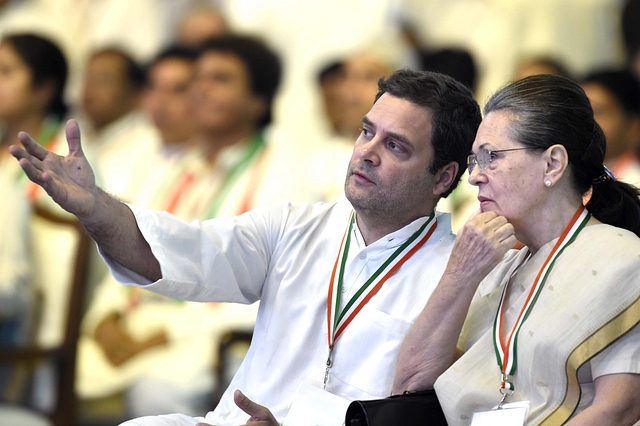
[285, 382, 351, 426]
[470, 401, 530, 426]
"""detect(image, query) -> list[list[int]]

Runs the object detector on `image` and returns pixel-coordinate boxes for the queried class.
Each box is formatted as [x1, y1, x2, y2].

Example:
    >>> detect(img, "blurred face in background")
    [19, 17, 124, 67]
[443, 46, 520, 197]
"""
[0, 41, 46, 123]
[142, 57, 197, 144]
[177, 9, 228, 47]
[338, 53, 393, 140]
[189, 51, 264, 136]
[82, 51, 139, 130]
[582, 82, 640, 162]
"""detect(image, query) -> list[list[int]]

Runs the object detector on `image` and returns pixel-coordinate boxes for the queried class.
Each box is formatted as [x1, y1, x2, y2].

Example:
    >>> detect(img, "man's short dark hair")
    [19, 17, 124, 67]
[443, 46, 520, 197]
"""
[375, 69, 482, 197]
[197, 35, 282, 129]
[91, 47, 146, 91]
[144, 45, 198, 86]
[148, 45, 199, 68]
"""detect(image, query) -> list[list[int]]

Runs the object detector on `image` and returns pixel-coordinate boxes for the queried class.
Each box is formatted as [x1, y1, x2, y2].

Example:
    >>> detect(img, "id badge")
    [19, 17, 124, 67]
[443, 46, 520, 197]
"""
[284, 381, 351, 426]
[470, 401, 530, 426]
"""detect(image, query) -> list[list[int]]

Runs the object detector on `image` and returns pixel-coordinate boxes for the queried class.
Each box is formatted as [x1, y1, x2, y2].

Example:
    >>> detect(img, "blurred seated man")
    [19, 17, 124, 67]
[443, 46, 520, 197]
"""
[75, 46, 238, 418]
[172, 34, 325, 218]
[581, 68, 640, 186]
[316, 60, 344, 140]
[79, 47, 160, 198]
[308, 38, 407, 203]
[125, 45, 204, 206]
[337, 43, 399, 141]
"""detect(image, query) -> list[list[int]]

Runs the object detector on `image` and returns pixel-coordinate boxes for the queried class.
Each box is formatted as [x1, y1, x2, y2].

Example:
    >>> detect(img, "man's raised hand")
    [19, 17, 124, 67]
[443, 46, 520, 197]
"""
[10, 119, 100, 220]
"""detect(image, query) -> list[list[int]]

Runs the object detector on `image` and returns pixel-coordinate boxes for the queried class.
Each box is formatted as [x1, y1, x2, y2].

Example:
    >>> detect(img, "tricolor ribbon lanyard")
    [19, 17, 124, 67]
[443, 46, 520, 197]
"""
[492, 205, 590, 407]
[324, 211, 438, 389]
[205, 132, 265, 219]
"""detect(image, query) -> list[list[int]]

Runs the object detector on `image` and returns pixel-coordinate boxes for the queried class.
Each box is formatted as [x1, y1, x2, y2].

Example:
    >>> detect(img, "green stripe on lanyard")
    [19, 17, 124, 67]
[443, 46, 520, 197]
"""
[205, 132, 265, 219]
[492, 206, 591, 394]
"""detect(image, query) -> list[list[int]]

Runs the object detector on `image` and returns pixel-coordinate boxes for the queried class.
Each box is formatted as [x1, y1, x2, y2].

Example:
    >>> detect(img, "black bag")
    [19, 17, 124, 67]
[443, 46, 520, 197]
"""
[345, 389, 448, 426]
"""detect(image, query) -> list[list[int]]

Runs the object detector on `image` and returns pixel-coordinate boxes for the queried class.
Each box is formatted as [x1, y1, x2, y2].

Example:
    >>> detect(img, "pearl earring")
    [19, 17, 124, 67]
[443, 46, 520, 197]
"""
[545, 180, 552, 187]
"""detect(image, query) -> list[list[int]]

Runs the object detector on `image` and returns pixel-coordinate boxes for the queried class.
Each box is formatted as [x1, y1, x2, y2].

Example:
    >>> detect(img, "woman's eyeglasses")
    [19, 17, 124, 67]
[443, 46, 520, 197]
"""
[467, 147, 534, 173]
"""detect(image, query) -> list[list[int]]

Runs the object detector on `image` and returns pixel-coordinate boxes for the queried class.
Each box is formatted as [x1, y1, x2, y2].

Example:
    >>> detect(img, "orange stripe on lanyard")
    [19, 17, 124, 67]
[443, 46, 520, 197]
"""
[495, 205, 589, 394]
[333, 221, 437, 341]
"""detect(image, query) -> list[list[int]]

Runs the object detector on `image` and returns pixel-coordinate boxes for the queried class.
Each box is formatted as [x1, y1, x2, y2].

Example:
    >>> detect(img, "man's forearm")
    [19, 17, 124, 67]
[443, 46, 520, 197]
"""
[82, 189, 162, 282]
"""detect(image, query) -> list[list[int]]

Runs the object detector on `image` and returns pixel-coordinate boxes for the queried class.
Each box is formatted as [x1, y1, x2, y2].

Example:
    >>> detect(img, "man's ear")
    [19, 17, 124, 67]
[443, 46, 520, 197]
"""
[543, 144, 569, 186]
[432, 161, 459, 196]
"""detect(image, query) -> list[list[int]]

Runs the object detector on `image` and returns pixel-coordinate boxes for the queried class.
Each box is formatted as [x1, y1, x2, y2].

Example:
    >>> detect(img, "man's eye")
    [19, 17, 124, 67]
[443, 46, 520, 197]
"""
[388, 141, 404, 152]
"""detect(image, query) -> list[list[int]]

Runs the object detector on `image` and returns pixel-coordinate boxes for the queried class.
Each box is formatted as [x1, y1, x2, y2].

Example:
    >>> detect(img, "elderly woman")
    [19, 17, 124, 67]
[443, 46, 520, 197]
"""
[393, 74, 640, 425]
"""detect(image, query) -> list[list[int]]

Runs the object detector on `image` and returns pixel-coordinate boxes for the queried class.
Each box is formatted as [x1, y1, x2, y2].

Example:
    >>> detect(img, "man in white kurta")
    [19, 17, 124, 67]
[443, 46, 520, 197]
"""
[107, 198, 455, 425]
[10, 69, 483, 426]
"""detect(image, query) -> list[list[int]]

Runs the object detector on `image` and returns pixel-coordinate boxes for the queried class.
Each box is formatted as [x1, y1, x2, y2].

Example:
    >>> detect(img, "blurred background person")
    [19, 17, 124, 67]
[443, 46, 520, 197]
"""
[169, 34, 323, 218]
[78, 47, 160, 199]
[0, 34, 69, 335]
[334, 37, 409, 141]
[513, 55, 572, 81]
[0, 0, 169, 106]
[176, 4, 230, 48]
[0, 33, 68, 160]
[622, 0, 640, 80]
[75, 44, 257, 420]
[304, 35, 411, 203]
[0, 31, 86, 415]
[315, 60, 344, 141]
[418, 48, 477, 93]
[581, 68, 640, 186]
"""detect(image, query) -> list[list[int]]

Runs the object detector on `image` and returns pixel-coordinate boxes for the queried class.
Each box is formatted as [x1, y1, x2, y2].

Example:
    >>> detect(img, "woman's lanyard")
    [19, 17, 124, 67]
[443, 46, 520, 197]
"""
[324, 211, 438, 389]
[492, 205, 590, 405]
[205, 132, 265, 219]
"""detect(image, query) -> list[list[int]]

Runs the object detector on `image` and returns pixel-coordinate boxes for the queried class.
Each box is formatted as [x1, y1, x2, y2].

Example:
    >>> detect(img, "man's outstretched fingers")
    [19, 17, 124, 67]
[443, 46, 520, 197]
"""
[17, 157, 45, 184]
[17, 131, 49, 161]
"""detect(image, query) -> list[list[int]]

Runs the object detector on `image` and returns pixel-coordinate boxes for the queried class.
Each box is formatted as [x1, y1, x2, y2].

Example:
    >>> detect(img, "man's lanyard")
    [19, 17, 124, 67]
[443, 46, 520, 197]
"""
[205, 132, 265, 219]
[492, 205, 590, 404]
[324, 211, 438, 389]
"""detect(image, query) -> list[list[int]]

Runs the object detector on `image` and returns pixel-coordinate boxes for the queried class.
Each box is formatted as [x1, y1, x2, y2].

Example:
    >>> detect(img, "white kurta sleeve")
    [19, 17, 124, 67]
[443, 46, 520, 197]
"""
[100, 203, 290, 304]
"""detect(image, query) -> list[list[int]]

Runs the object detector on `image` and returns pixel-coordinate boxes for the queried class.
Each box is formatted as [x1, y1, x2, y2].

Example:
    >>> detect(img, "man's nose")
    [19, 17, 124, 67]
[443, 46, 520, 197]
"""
[359, 138, 382, 166]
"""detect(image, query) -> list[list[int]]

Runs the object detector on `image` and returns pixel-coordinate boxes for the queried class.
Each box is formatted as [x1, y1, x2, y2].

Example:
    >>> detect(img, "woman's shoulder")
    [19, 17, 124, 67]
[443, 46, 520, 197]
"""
[581, 223, 640, 250]
[572, 224, 640, 274]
